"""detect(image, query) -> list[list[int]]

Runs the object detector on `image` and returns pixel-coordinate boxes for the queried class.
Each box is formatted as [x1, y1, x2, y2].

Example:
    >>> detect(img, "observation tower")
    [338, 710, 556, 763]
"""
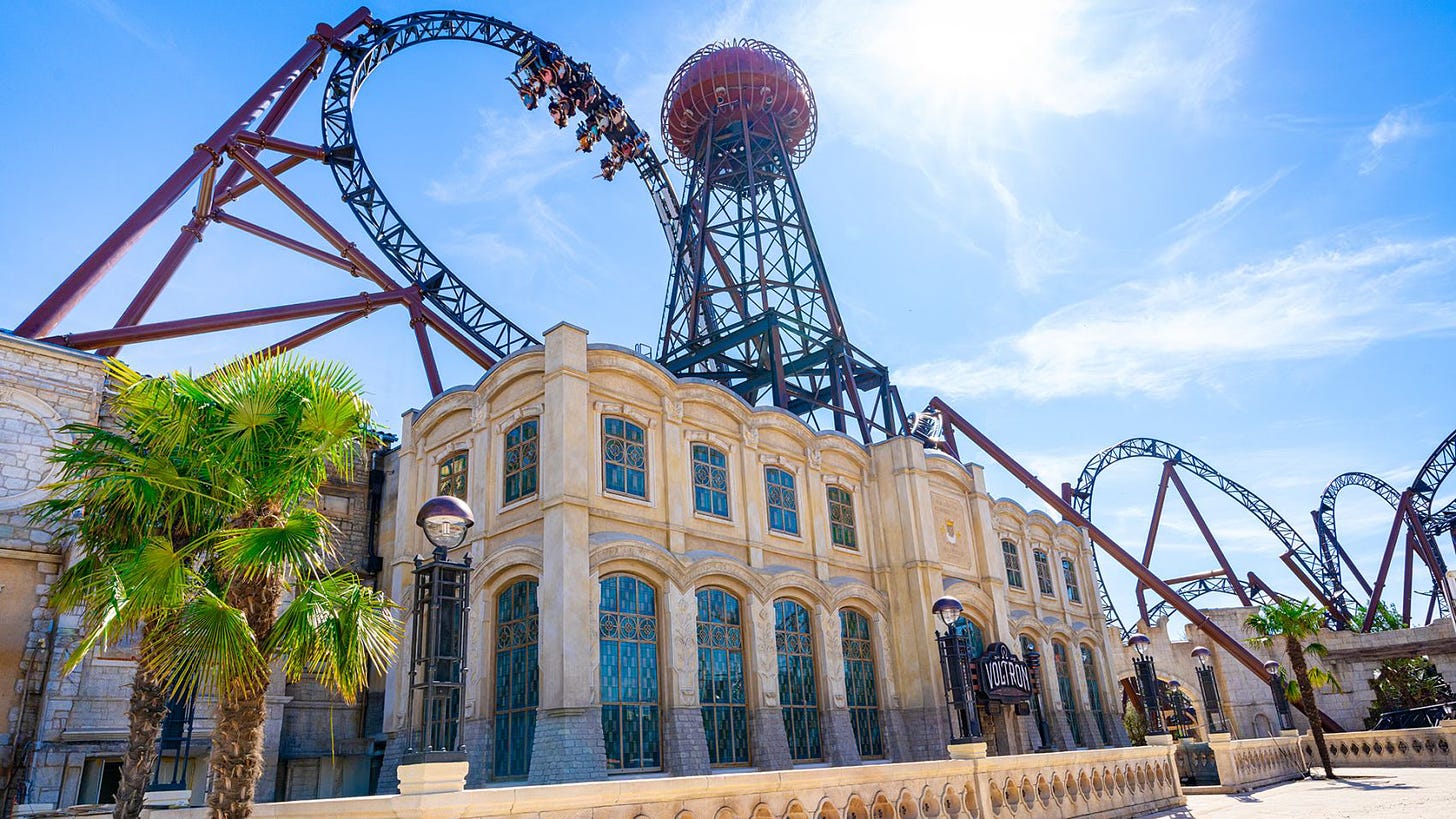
[656, 41, 902, 442]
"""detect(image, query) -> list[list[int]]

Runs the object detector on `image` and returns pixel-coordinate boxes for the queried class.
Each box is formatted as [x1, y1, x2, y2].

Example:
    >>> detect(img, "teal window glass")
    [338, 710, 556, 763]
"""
[839, 609, 883, 758]
[503, 420, 539, 504]
[1021, 634, 1051, 748]
[774, 599, 820, 762]
[696, 588, 749, 765]
[827, 487, 857, 550]
[599, 575, 660, 771]
[692, 445, 730, 518]
[1062, 558, 1081, 603]
[1002, 541, 1023, 589]
[1053, 641, 1085, 747]
[952, 616, 985, 657]
[603, 417, 647, 498]
[492, 579, 539, 779]
[1034, 550, 1056, 597]
[765, 467, 799, 535]
[438, 452, 468, 499]
[1081, 644, 1110, 745]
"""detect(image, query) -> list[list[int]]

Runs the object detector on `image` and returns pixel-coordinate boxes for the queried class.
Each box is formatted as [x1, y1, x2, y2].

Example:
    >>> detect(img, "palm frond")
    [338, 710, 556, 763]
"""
[269, 572, 400, 704]
[213, 508, 335, 578]
[143, 588, 267, 701]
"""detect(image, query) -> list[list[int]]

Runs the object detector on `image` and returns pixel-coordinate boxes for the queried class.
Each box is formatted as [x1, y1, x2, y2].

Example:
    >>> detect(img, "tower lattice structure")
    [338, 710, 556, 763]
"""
[657, 41, 903, 442]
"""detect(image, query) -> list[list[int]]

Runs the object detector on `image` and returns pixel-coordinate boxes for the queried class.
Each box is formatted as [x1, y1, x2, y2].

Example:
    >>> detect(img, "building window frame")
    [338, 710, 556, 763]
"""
[599, 574, 661, 772]
[437, 450, 468, 499]
[1081, 644, 1111, 745]
[1061, 557, 1081, 603]
[839, 608, 883, 758]
[827, 486, 857, 550]
[764, 466, 800, 536]
[774, 598, 821, 762]
[696, 587, 750, 766]
[691, 444, 731, 519]
[602, 416, 648, 500]
[502, 420, 539, 506]
[1053, 640, 1086, 747]
[1002, 540, 1024, 589]
[1033, 549, 1056, 598]
[492, 578, 539, 780]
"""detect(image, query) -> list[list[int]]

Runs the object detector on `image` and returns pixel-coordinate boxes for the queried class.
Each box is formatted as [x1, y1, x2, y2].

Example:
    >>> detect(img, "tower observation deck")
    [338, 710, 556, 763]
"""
[656, 41, 903, 442]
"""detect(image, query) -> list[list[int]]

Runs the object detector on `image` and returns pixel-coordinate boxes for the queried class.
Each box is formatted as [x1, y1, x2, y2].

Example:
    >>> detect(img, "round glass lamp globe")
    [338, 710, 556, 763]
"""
[416, 495, 476, 550]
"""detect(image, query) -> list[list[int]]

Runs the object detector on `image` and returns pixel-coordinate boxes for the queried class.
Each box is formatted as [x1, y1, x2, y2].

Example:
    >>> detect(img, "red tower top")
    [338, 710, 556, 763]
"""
[661, 39, 818, 172]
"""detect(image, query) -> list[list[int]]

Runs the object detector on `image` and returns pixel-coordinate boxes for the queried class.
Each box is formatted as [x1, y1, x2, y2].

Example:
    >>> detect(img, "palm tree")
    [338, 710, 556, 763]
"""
[36, 355, 399, 819]
[1245, 599, 1337, 778]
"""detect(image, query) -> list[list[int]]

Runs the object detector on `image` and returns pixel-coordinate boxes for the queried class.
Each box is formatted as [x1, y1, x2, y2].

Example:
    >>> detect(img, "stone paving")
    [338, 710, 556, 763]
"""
[1139, 767, 1456, 818]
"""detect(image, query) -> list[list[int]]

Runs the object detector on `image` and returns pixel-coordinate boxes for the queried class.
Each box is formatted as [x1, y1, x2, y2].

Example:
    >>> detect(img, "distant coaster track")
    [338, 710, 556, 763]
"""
[1069, 438, 1351, 629]
[321, 10, 687, 358]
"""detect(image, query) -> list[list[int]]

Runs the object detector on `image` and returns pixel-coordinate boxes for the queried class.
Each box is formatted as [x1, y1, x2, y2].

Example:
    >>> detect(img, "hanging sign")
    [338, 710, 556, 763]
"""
[975, 642, 1034, 703]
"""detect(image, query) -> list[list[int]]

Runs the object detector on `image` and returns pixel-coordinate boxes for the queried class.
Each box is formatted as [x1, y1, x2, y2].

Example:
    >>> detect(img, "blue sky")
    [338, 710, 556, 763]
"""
[3, 1, 1454, 632]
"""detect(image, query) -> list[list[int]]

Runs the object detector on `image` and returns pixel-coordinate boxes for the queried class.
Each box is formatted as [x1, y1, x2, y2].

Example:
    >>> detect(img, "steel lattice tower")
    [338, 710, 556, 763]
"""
[657, 41, 903, 441]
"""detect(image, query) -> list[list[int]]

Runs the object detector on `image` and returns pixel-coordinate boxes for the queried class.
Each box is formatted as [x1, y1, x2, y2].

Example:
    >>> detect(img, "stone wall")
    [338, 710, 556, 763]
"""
[1303, 722, 1456, 768]
[1202, 733, 1307, 793]
[146, 744, 1183, 819]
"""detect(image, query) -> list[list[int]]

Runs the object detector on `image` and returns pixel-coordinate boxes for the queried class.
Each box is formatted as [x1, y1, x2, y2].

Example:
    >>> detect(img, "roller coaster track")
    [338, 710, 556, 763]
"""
[1068, 438, 1351, 629]
[1313, 471, 1401, 600]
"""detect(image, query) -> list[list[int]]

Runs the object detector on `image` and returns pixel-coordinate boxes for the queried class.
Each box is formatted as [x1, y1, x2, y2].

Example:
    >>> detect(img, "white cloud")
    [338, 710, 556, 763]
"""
[1157, 168, 1290, 268]
[1362, 109, 1424, 174]
[898, 235, 1456, 401]
[425, 110, 578, 204]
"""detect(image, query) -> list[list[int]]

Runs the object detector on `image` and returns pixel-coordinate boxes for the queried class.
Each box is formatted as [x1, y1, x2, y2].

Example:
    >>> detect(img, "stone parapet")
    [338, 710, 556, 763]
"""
[1303, 723, 1456, 768]
[1198, 733, 1306, 793]
[141, 745, 1183, 819]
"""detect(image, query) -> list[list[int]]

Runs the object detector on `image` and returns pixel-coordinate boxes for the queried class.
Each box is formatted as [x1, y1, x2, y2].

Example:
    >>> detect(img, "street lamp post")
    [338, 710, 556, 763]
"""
[403, 496, 475, 764]
[1129, 634, 1167, 737]
[1191, 646, 1227, 735]
[932, 596, 983, 746]
[1265, 660, 1295, 732]
[1022, 645, 1051, 750]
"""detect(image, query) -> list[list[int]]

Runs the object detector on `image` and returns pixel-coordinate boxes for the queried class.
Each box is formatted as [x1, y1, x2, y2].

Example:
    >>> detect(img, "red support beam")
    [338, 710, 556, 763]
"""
[1168, 468, 1254, 607]
[1278, 551, 1349, 626]
[250, 309, 371, 361]
[211, 210, 358, 273]
[16, 8, 371, 338]
[1135, 462, 1176, 623]
[418, 309, 496, 371]
[1362, 493, 1412, 632]
[46, 288, 413, 350]
[925, 397, 1345, 731]
[233, 131, 328, 161]
[409, 308, 444, 397]
[214, 155, 309, 208]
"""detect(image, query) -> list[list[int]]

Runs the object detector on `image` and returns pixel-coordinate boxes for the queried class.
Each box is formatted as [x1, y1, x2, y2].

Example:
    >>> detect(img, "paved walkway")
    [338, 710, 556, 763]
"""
[1139, 768, 1456, 818]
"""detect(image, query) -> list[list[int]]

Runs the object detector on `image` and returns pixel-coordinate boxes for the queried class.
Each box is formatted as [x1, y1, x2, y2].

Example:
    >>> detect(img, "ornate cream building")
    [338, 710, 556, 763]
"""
[374, 323, 1128, 788]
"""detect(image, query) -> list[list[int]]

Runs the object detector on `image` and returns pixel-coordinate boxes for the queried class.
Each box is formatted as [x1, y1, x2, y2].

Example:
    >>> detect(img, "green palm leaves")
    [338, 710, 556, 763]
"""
[1244, 598, 1339, 777]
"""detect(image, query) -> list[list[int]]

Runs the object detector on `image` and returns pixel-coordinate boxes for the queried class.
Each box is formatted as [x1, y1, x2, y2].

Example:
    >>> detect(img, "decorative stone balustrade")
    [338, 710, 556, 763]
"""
[143, 747, 1184, 819]
[1197, 734, 1307, 793]
[1303, 722, 1456, 768]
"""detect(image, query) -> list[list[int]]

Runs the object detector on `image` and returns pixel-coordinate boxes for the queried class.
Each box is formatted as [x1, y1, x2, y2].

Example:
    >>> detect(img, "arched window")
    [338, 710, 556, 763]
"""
[602, 416, 647, 498]
[1052, 641, 1085, 747]
[503, 420, 539, 504]
[774, 599, 820, 761]
[765, 467, 799, 535]
[1081, 645, 1110, 745]
[952, 616, 985, 657]
[1002, 540, 1023, 589]
[692, 444, 730, 518]
[696, 588, 748, 765]
[492, 579, 539, 779]
[1033, 550, 1056, 597]
[438, 451, 468, 499]
[1062, 558, 1081, 603]
[827, 487, 857, 550]
[1020, 634, 1050, 749]
[839, 609, 882, 758]
[599, 575, 660, 771]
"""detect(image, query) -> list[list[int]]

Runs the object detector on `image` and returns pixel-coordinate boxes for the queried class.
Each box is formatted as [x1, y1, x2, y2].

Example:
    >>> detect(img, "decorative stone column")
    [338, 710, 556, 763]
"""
[816, 603, 863, 766]
[661, 583, 711, 775]
[747, 595, 792, 770]
[528, 324, 608, 784]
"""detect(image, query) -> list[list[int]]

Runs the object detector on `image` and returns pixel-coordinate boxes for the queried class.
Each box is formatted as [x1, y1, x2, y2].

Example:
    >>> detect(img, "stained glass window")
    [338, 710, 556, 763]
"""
[599, 575, 660, 771]
[765, 467, 799, 535]
[1053, 641, 1085, 747]
[492, 579, 538, 779]
[503, 420, 539, 504]
[1081, 644, 1110, 745]
[1002, 541, 1023, 589]
[603, 417, 647, 498]
[692, 445, 730, 518]
[1062, 557, 1081, 603]
[1034, 550, 1056, 597]
[696, 588, 748, 765]
[774, 599, 820, 762]
[839, 609, 882, 758]
[953, 616, 985, 657]
[1020, 634, 1051, 749]
[827, 487, 857, 550]
[438, 452, 468, 499]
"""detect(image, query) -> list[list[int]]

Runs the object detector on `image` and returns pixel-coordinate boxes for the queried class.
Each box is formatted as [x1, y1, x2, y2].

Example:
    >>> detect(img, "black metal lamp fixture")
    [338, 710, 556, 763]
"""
[1264, 660, 1295, 731]
[1021, 644, 1051, 749]
[404, 496, 476, 763]
[1191, 646, 1227, 734]
[1128, 633, 1167, 736]
[932, 595, 983, 743]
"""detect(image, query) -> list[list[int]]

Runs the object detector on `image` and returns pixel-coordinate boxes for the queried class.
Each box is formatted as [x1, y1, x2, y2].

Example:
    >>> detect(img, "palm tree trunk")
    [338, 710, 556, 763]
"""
[1286, 635, 1334, 779]
[206, 573, 282, 819]
[113, 629, 169, 819]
